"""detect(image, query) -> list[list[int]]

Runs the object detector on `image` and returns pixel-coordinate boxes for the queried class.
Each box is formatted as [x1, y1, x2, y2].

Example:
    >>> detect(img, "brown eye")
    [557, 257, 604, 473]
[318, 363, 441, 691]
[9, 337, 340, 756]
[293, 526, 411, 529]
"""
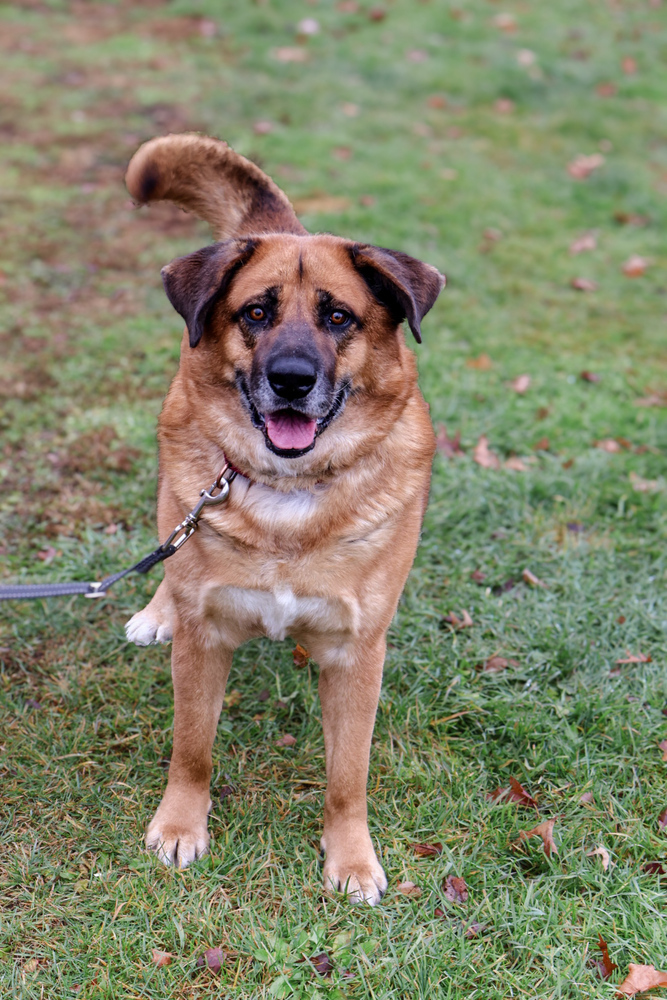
[330, 310, 349, 326]
[246, 305, 266, 322]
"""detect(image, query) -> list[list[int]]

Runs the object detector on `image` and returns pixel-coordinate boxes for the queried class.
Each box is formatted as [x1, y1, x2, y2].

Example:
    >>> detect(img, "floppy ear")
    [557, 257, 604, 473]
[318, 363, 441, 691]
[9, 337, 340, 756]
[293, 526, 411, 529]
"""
[161, 238, 257, 348]
[349, 244, 445, 343]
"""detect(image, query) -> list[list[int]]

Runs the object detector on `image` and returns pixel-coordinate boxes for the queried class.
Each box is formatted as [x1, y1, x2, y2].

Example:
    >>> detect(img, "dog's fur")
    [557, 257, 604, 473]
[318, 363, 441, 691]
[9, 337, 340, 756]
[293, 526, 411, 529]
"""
[124, 134, 445, 904]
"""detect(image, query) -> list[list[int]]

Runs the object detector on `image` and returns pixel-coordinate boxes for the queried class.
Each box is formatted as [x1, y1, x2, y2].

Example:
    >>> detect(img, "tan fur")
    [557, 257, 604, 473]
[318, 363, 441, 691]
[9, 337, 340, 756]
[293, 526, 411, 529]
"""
[124, 134, 443, 904]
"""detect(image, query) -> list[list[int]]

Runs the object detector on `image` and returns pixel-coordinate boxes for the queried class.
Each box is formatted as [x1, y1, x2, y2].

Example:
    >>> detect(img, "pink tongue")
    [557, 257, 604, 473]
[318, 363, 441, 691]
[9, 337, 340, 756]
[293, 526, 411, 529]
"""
[266, 411, 317, 451]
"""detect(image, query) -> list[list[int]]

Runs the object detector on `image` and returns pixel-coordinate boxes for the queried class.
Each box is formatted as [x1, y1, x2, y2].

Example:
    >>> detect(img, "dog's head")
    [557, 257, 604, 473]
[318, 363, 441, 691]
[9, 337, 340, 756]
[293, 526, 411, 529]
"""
[127, 135, 445, 472]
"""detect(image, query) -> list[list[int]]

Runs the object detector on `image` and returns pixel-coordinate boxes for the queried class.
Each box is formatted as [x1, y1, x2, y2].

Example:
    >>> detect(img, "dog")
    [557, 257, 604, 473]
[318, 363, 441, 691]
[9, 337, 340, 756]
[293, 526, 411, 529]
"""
[124, 133, 445, 904]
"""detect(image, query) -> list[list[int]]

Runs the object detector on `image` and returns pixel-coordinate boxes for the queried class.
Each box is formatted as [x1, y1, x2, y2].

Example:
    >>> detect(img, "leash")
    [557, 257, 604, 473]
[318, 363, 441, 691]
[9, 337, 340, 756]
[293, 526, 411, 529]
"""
[0, 462, 237, 602]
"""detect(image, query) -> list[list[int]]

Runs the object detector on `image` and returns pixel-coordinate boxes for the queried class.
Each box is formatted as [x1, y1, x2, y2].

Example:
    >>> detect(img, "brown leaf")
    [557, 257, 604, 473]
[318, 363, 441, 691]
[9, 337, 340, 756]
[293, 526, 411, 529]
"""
[522, 568, 546, 588]
[616, 964, 667, 996]
[489, 776, 537, 809]
[435, 424, 465, 458]
[568, 153, 605, 180]
[223, 689, 242, 709]
[341, 102, 359, 116]
[466, 353, 493, 370]
[643, 861, 666, 875]
[219, 784, 234, 803]
[634, 393, 667, 408]
[276, 734, 297, 746]
[615, 650, 651, 664]
[630, 472, 661, 494]
[493, 12, 517, 31]
[336, 0, 359, 10]
[580, 791, 595, 804]
[427, 94, 447, 109]
[196, 948, 225, 974]
[471, 569, 486, 583]
[494, 98, 515, 114]
[621, 56, 637, 75]
[622, 255, 649, 277]
[443, 874, 468, 903]
[407, 49, 429, 62]
[519, 817, 558, 857]
[596, 935, 619, 980]
[152, 949, 173, 967]
[571, 276, 598, 291]
[581, 370, 601, 382]
[257, 688, 270, 702]
[477, 655, 520, 673]
[509, 374, 531, 394]
[595, 438, 622, 453]
[36, 546, 60, 562]
[292, 644, 310, 668]
[660, 809, 667, 832]
[253, 120, 274, 135]
[310, 953, 333, 978]
[332, 146, 352, 161]
[532, 436, 550, 451]
[443, 609, 474, 629]
[411, 841, 443, 857]
[570, 231, 597, 254]
[614, 211, 650, 226]
[368, 5, 387, 21]
[464, 921, 485, 938]
[473, 435, 501, 470]
[587, 846, 611, 870]
[596, 82, 617, 97]
[659, 740, 667, 761]
[397, 880, 422, 897]
[273, 47, 308, 63]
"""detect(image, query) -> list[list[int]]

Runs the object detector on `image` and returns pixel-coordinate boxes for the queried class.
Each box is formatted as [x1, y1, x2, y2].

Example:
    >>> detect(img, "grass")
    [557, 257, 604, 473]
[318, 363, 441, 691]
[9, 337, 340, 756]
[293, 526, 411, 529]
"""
[1, 0, 666, 997]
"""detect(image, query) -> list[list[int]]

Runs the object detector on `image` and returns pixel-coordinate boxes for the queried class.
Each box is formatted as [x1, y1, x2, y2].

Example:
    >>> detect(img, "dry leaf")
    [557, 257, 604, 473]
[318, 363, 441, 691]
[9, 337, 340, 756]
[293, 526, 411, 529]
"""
[494, 98, 515, 114]
[443, 609, 474, 629]
[519, 817, 558, 857]
[595, 438, 622, 453]
[253, 120, 273, 135]
[473, 436, 501, 470]
[411, 841, 443, 857]
[616, 964, 667, 996]
[292, 644, 310, 668]
[332, 146, 352, 161]
[466, 353, 493, 370]
[595, 934, 619, 980]
[297, 17, 320, 35]
[643, 861, 666, 875]
[36, 546, 59, 561]
[615, 211, 650, 227]
[568, 153, 604, 180]
[581, 370, 601, 382]
[532, 436, 550, 451]
[196, 948, 225, 974]
[471, 569, 486, 583]
[570, 231, 597, 254]
[397, 881, 422, 897]
[368, 6, 387, 22]
[660, 809, 667, 832]
[509, 374, 531, 393]
[23, 957, 40, 973]
[630, 472, 660, 494]
[489, 776, 537, 809]
[276, 734, 297, 746]
[341, 101, 359, 116]
[522, 568, 546, 588]
[477, 655, 519, 673]
[223, 689, 242, 709]
[580, 791, 595, 804]
[660, 740, 667, 761]
[427, 94, 447, 109]
[407, 49, 429, 62]
[623, 255, 649, 277]
[504, 456, 528, 472]
[463, 921, 485, 938]
[621, 56, 637, 75]
[615, 650, 651, 664]
[588, 846, 611, 870]
[152, 949, 173, 967]
[310, 953, 333, 978]
[443, 874, 468, 903]
[517, 48, 536, 67]
[634, 393, 667, 408]
[571, 276, 598, 291]
[435, 424, 465, 458]
[596, 82, 617, 97]
[493, 12, 517, 31]
[273, 47, 308, 63]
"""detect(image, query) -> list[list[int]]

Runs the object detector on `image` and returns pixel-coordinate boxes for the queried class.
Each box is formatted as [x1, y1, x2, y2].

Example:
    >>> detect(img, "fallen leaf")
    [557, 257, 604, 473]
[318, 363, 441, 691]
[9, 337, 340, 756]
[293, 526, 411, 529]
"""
[411, 841, 443, 857]
[504, 456, 527, 472]
[273, 46, 308, 63]
[518, 817, 558, 857]
[341, 101, 359, 116]
[568, 153, 605, 180]
[297, 17, 320, 35]
[473, 435, 501, 470]
[276, 734, 297, 746]
[617, 615, 626, 624]
[489, 776, 537, 809]
[588, 846, 611, 870]
[293, 195, 351, 215]
[466, 353, 493, 370]
[443, 609, 474, 629]
[292, 644, 310, 668]
[616, 964, 667, 997]
[494, 98, 515, 113]
[615, 650, 651, 664]
[567, 522, 585, 533]
[570, 231, 597, 254]
[359, 194, 375, 207]
[571, 277, 598, 291]
[23, 957, 40, 973]
[634, 393, 667, 408]
[594, 934, 619, 980]
[580, 791, 595, 804]
[479, 227, 503, 252]
[660, 809, 667, 832]
[532, 436, 550, 451]
[660, 740, 667, 761]
[435, 424, 465, 458]
[493, 12, 517, 31]
[471, 569, 486, 583]
[407, 49, 429, 62]
[332, 146, 352, 161]
[581, 370, 602, 382]
[621, 56, 637, 75]
[615, 211, 650, 227]
[517, 48, 536, 67]
[368, 5, 387, 21]
[25, 698, 41, 710]
[336, 0, 359, 10]
[36, 546, 59, 561]
[257, 688, 270, 702]
[443, 874, 468, 903]
[223, 689, 242, 709]
[596, 82, 617, 97]
[509, 374, 531, 394]
[196, 948, 225, 974]
[522, 568, 546, 588]
[630, 472, 660, 494]
[253, 120, 273, 135]
[622, 255, 649, 277]
[595, 438, 622, 453]
[463, 921, 485, 938]
[218, 784, 234, 802]
[427, 94, 447, 109]
[152, 949, 173, 967]
[477, 655, 519, 673]
[310, 953, 333, 978]
[397, 880, 422, 897]
[643, 861, 666, 875]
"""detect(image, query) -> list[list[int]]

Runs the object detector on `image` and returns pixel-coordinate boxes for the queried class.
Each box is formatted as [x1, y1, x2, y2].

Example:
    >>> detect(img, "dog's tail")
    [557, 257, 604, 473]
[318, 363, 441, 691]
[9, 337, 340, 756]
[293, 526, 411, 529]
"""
[125, 133, 306, 240]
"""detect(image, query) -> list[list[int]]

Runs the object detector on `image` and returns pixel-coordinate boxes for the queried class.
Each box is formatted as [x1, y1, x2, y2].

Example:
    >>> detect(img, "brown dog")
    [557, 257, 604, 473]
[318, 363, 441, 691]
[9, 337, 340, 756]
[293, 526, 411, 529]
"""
[124, 134, 445, 904]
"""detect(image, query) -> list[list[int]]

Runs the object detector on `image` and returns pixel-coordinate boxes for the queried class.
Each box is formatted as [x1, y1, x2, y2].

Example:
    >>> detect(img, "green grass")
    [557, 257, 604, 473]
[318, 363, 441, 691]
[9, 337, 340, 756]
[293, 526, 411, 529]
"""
[1, 0, 667, 997]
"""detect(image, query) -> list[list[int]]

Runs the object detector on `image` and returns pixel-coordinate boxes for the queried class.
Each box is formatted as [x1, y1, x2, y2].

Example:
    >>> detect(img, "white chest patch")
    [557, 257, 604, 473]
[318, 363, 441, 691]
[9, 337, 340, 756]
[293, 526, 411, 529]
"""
[210, 584, 358, 642]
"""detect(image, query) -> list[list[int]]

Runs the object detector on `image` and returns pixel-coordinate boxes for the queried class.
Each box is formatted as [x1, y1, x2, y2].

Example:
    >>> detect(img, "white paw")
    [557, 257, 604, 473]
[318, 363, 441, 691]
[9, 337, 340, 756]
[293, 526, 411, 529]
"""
[125, 610, 173, 646]
[322, 849, 387, 905]
[146, 812, 209, 868]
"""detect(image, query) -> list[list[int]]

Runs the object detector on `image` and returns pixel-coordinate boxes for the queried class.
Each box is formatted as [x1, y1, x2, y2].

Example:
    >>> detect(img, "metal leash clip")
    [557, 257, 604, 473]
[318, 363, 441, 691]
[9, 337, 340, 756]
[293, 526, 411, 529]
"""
[158, 461, 237, 553]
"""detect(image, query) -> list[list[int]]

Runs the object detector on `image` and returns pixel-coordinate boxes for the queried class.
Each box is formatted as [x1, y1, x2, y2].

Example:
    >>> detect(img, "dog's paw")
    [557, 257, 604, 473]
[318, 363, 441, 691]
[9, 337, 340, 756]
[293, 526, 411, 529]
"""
[321, 835, 387, 905]
[125, 609, 173, 646]
[146, 804, 209, 868]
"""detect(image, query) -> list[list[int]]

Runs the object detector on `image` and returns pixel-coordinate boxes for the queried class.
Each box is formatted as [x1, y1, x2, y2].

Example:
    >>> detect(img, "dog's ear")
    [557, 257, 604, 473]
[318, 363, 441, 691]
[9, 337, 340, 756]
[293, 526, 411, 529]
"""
[349, 244, 445, 343]
[161, 238, 257, 348]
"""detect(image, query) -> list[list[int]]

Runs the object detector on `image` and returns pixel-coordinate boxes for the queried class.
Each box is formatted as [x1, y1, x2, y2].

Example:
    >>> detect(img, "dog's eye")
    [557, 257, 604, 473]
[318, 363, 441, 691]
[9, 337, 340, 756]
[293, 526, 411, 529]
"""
[245, 305, 266, 322]
[329, 310, 350, 327]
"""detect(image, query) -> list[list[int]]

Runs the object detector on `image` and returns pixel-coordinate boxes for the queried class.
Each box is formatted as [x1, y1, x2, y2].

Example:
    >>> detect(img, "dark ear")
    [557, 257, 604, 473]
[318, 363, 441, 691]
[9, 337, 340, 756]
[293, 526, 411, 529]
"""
[349, 244, 445, 343]
[161, 238, 257, 348]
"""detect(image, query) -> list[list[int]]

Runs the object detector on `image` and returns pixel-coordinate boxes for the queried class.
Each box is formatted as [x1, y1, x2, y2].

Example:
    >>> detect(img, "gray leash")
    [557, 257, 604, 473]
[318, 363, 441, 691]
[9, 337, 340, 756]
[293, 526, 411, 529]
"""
[0, 463, 236, 602]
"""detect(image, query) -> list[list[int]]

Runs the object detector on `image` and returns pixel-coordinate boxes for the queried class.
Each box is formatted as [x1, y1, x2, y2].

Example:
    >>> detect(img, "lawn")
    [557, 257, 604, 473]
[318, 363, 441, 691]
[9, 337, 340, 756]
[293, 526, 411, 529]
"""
[1, 0, 666, 997]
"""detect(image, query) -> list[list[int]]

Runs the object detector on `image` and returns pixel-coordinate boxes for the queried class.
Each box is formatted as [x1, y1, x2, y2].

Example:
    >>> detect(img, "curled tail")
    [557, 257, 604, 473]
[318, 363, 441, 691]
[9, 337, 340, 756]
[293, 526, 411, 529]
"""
[125, 133, 306, 240]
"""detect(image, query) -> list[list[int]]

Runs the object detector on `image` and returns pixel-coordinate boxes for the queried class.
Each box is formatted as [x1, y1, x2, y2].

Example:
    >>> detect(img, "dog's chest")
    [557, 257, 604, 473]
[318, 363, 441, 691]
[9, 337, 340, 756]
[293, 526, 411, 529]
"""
[210, 584, 357, 642]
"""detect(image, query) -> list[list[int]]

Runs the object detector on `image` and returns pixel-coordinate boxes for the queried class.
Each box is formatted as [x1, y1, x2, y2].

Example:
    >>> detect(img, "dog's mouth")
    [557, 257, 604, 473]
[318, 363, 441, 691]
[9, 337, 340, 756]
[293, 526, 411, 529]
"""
[237, 377, 350, 458]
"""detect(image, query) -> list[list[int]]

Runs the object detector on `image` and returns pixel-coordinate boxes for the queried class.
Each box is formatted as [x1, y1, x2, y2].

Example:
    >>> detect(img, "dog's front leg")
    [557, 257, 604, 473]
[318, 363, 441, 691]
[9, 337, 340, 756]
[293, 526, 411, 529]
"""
[318, 637, 388, 905]
[146, 621, 232, 868]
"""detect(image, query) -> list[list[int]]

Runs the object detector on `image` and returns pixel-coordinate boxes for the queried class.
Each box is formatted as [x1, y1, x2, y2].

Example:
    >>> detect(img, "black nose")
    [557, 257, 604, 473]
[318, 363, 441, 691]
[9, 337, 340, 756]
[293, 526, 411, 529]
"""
[267, 356, 317, 401]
